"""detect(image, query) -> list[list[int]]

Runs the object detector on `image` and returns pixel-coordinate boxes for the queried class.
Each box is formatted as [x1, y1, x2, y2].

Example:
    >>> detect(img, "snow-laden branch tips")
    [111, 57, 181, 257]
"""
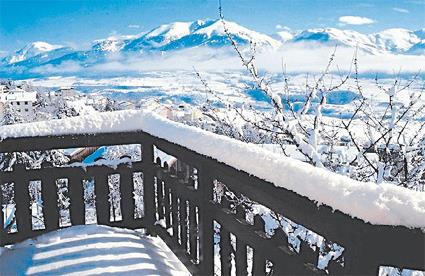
[195, 2, 425, 190]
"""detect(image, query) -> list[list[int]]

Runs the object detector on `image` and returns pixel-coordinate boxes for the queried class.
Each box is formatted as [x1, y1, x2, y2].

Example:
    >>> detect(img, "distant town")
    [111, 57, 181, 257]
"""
[0, 80, 203, 127]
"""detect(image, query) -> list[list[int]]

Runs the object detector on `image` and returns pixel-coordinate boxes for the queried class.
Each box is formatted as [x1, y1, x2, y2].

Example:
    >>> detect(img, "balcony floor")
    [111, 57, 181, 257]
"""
[0, 224, 190, 275]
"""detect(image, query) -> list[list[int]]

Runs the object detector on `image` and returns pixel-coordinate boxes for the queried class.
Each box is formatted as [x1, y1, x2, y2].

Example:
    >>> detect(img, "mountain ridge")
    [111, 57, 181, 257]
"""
[1, 19, 424, 75]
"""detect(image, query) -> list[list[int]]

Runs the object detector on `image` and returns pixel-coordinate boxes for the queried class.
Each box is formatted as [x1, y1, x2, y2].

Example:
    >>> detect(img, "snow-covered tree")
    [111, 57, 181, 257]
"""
[1, 104, 24, 126]
[195, 7, 425, 190]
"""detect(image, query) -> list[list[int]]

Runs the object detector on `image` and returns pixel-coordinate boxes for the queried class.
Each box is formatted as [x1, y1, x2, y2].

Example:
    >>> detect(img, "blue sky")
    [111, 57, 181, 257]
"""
[0, 0, 424, 53]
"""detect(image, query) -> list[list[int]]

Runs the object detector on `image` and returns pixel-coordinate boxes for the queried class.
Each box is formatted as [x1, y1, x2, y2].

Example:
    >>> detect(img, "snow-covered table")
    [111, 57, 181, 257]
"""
[0, 225, 190, 275]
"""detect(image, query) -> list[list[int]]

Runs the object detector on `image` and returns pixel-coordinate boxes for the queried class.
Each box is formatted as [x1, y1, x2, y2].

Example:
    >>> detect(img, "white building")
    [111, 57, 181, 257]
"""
[56, 87, 77, 98]
[171, 104, 202, 122]
[144, 100, 202, 122]
[0, 85, 8, 94]
[0, 87, 38, 121]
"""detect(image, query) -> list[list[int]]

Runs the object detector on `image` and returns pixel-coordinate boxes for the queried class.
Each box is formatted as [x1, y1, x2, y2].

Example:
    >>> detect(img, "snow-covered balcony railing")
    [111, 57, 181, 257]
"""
[0, 110, 424, 275]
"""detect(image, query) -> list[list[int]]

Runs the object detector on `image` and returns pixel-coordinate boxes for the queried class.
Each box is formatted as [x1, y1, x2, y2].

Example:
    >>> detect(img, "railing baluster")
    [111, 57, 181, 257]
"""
[93, 170, 110, 226]
[198, 165, 215, 275]
[68, 171, 85, 226]
[252, 214, 267, 275]
[161, 162, 172, 230]
[118, 164, 135, 228]
[270, 227, 296, 274]
[219, 194, 233, 276]
[41, 162, 60, 232]
[220, 226, 232, 276]
[171, 193, 179, 242]
[235, 204, 247, 275]
[180, 198, 188, 251]
[156, 178, 165, 221]
[13, 164, 32, 238]
[0, 181, 4, 246]
[164, 187, 172, 229]
[142, 141, 156, 234]
[189, 204, 198, 262]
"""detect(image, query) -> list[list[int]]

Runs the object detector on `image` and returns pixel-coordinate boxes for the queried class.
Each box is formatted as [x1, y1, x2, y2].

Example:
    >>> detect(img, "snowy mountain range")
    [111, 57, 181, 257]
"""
[1, 19, 424, 76]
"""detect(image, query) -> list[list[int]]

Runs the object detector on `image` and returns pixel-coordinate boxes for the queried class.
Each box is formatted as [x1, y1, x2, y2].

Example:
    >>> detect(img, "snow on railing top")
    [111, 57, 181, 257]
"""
[0, 110, 424, 228]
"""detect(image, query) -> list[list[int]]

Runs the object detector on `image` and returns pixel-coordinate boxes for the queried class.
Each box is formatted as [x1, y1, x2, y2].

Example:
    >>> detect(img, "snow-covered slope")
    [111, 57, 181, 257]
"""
[274, 30, 294, 42]
[0, 19, 281, 73]
[373, 28, 421, 53]
[291, 28, 379, 54]
[92, 35, 136, 53]
[163, 19, 281, 50]
[290, 27, 425, 55]
[124, 19, 281, 52]
[6, 46, 75, 68]
[2, 41, 64, 64]
[124, 21, 204, 51]
[407, 41, 425, 55]
[1, 20, 424, 77]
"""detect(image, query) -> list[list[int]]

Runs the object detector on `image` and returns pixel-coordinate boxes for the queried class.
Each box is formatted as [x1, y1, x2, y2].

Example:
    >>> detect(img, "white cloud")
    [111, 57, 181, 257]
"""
[128, 24, 140, 29]
[275, 25, 292, 32]
[31, 60, 83, 74]
[29, 45, 425, 76]
[393, 7, 409, 13]
[338, 16, 375, 25]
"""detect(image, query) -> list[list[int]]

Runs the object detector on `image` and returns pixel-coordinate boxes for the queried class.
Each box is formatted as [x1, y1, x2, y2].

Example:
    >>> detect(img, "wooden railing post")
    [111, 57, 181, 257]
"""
[235, 204, 248, 275]
[93, 169, 110, 226]
[68, 170, 85, 226]
[180, 199, 188, 252]
[0, 179, 5, 246]
[220, 226, 232, 276]
[198, 164, 215, 275]
[158, 158, 173, 231]
[40, 161, 60, 232]
[252, 214, 267, 275]
[13, 163, 32, 239]
[189, 204, 198, 262]
[118, 164, 135, 228]
[142, 140, 156, 234]
[219, 195, 233, 276]
[156, 179, 165, 221]
[164, 185, 172, 230]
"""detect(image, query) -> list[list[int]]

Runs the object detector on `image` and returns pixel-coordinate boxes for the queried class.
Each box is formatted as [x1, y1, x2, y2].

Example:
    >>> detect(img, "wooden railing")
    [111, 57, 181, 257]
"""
[0, 131, 424, 275]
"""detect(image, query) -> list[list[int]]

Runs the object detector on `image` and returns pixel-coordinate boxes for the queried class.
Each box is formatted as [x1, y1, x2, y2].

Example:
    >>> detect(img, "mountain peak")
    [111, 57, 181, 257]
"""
[123, 19, 281, 52]
[123, 20, 211, 51]
[5, 41, 63, 64]
[275, 30, 294, 42]
[373, 28, 421, 52]
[92, 36, 131, 53]
[292, 28, 378, 53]
[1, 20, 424, 77]
[27, 41, 63, 52]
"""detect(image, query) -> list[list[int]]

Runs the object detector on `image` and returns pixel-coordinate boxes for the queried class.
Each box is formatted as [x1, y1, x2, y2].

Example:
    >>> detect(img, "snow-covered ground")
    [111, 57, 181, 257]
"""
[0, 225, 190, 275]
[26, 71, 424, 119]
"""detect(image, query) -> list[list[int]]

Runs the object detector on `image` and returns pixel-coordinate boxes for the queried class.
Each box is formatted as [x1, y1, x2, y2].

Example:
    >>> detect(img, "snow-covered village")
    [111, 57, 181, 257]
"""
[0, 1, 424, 275]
